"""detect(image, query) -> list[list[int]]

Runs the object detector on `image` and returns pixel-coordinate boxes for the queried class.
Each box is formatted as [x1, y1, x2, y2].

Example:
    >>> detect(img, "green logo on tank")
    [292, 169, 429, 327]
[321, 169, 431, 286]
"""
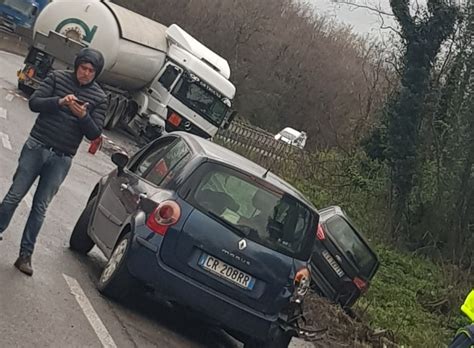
[55, 18, 98, 43]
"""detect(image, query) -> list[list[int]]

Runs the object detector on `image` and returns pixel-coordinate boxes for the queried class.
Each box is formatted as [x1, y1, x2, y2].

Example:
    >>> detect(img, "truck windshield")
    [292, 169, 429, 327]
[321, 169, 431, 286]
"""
[3, 0, 35, 16]
[172, 72, 229, 127]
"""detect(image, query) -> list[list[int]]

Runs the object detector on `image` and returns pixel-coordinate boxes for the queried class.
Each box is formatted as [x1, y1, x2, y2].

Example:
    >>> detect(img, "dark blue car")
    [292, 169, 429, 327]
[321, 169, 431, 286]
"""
[69, 132, 318, 347]
[310, 206, 379, 309]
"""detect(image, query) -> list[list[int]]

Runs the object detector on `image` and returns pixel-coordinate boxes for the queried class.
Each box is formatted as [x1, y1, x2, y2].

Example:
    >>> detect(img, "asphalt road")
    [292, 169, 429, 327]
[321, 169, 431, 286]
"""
[0, 50, 313, 348]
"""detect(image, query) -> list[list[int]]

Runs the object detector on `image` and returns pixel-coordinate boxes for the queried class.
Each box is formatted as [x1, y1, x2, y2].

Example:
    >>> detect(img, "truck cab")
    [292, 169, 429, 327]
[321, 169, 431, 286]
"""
[0, 0, 40, 31]
[143, 25, 237, 139]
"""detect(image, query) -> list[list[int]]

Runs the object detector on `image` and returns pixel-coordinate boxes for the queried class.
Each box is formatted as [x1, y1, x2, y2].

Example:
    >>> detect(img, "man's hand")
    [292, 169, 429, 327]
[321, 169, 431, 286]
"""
[58, 94, 77, 106]
[69, 101, 89, 119]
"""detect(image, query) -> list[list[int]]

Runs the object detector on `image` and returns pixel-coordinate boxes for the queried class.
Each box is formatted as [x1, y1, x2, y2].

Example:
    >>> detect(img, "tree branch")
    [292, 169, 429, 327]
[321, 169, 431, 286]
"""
[376, 8, 404, 37]
[389, 0, 416, 39]
[435, 28, 458, 85]
[332, 0, 394, 17]
[423, 0, 459, 56]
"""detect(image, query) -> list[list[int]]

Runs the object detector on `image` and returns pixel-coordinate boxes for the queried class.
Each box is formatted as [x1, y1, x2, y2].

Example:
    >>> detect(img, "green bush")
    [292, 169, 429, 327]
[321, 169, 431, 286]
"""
[356, 247, 468, 347]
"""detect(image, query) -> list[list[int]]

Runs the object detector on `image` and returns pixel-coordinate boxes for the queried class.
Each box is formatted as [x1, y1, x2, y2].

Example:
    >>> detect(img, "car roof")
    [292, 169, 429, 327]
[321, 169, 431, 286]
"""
[279, 127, 302, 137]
[170, 132, 316, 210]
[318, 206, 345, 222]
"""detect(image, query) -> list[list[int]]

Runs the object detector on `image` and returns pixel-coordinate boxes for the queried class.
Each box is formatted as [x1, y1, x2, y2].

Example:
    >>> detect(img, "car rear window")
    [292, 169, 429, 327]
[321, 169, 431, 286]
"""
[185, 163, 316, 260]
[325, 216, 378, 278]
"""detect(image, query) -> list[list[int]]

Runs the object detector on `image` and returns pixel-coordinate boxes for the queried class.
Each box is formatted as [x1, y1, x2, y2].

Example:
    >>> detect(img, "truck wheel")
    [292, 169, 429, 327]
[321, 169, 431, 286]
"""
[97, 232, 138, 300]
[69, 197, 96, 254]
[244, 329, 292, 348]
[125, 102, 139, 125]
[104, 96, 119, 129]
[109, 99, 127, 130]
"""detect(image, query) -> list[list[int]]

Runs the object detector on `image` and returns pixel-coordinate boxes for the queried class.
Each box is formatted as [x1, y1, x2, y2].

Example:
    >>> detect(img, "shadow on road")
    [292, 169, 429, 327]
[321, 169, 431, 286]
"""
[67, 249, 240, 348]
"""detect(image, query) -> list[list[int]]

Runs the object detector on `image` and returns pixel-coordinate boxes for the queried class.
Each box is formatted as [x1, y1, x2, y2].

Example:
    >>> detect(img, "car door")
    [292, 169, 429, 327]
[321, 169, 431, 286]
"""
[91, 137, 178, 253]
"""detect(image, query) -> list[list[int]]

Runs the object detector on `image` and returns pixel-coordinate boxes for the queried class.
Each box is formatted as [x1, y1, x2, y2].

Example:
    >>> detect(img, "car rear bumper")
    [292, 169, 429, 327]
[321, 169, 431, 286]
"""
[17, 71, 42, 90]
[126, 233, 282, 340]
[311, 265, 337, 299]
[311, 266, 359, 307]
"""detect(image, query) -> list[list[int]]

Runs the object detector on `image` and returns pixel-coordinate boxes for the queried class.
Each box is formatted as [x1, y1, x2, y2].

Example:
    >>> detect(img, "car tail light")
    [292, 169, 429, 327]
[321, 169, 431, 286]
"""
[146, 200, 181, 236]
[294, 267, 311, 300]
[353, 277, 368, 293]
[168, 112, 182, 127]
[316, 224, 325, 240]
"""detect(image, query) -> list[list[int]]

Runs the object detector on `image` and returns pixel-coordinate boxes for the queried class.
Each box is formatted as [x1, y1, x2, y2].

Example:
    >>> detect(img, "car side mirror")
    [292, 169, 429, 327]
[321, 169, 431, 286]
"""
[111, 152, 129, 175]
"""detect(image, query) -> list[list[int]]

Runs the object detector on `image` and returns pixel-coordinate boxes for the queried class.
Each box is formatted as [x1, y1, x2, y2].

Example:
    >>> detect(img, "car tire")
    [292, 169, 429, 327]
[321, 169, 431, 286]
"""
[97, 232, 137, 301]
[69, 197, 96, 254]
[244, 329, 292, 348]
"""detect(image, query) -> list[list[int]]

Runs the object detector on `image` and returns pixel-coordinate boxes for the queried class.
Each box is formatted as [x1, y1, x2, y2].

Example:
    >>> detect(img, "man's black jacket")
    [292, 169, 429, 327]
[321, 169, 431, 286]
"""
[28, 49, 107, 156]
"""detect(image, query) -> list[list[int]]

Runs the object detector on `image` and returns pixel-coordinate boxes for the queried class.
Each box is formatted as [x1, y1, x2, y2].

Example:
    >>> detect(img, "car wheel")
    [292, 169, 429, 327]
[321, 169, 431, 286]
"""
[69, 197, 96, 254]
[97, 232, 137, 300]
[244, 329, 292, 348]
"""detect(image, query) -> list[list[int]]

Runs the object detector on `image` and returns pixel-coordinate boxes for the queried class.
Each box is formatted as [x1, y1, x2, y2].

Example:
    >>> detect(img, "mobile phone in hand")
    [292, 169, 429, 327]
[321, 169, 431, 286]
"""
[75, 99, 86, 106]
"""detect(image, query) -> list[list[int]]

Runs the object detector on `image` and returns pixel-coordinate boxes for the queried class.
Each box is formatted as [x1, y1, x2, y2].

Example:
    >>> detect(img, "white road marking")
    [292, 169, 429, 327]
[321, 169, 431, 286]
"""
[5, 94, 14, 102]
[0, 107, 6, 119]
[63, 274, 117, 348]
[0, 131, 12, 150]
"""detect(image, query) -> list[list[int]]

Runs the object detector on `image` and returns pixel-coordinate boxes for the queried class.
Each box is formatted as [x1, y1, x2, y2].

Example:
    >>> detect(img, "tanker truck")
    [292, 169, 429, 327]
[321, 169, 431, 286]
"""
[17, 0, 237, 140]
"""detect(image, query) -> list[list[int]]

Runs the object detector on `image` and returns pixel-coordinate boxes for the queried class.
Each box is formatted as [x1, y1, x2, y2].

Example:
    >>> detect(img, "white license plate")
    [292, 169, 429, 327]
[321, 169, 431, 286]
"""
[199, 253, 255, 290]
[322, 250, 345, 278]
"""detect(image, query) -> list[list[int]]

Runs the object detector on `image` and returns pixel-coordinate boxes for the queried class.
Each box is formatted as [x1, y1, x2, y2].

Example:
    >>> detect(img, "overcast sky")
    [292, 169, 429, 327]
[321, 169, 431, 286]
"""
[306, 0, 467, 36]
[305, 0, 436, 38]
[307, 0, 396, 37]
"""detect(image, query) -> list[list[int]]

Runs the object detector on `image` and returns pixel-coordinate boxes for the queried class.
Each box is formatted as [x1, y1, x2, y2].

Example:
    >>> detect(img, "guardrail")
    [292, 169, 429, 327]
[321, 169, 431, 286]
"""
[214, 121, 304, 171]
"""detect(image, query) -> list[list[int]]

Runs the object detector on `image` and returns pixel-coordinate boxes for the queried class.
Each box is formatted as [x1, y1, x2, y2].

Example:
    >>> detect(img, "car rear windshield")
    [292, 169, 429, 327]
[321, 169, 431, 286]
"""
[325, 216, 378, 278]
[185, 163, 316, 260]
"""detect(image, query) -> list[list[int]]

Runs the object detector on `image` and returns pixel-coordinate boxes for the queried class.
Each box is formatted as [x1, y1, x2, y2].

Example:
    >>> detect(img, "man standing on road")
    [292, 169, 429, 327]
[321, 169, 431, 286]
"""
[0, 48, 107, 276]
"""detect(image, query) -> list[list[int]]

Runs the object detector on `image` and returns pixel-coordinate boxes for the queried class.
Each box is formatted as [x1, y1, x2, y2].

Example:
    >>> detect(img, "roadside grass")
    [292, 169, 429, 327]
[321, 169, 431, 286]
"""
[355, 246, 469, 347]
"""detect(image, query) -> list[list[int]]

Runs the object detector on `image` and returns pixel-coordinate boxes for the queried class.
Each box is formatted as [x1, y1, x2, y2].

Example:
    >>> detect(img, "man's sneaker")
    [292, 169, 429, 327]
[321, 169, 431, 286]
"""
[0, 234, 3, 241]
[14, 254, 33, 276]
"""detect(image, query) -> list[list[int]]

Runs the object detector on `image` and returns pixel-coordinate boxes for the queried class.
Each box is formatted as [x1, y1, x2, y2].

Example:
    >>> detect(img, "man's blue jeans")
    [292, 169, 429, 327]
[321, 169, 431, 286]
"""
[0, 137, 72, 256]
